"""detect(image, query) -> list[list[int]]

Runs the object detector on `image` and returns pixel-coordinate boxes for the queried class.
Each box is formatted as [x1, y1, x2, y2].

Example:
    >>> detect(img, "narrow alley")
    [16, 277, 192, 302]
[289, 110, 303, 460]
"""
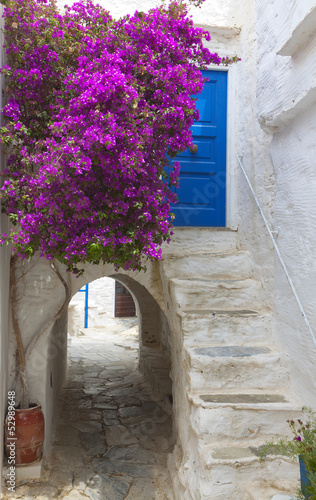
[2, 322, 174, 499]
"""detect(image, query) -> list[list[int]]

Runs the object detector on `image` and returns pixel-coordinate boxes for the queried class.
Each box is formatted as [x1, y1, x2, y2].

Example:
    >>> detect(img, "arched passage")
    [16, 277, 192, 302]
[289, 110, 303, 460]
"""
[67, 273, 173, 402]
[7, 258, 175, 465]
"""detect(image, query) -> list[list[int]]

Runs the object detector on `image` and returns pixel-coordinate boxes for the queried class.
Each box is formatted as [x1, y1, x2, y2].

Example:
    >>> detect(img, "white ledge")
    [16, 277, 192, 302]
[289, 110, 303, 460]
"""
[278, 6, 316, 56]
[259, 83, 316, 132]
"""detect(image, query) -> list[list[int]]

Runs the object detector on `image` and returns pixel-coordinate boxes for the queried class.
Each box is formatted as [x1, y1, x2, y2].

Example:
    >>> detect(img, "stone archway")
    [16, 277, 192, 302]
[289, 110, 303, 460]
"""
[68, 272, 173, 404]
[8, 257, 175, 461]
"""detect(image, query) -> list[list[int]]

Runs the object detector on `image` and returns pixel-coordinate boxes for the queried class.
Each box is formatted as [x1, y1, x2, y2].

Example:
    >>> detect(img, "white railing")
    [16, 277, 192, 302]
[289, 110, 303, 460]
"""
[236, 154, 316, 349]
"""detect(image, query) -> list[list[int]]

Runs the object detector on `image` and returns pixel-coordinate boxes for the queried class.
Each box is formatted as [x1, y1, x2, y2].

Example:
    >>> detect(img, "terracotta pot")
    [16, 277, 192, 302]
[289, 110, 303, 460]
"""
[5, 404, 45, 465]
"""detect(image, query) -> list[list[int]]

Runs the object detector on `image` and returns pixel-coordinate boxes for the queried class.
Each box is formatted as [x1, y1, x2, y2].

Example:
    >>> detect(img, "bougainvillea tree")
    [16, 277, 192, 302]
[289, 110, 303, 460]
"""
[0, 0, 238, 407]
[0, 0, 237, 273]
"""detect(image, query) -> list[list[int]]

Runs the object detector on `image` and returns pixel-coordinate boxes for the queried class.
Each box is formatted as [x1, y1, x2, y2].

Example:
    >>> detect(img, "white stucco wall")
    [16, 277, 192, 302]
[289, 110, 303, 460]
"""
[68, 277, 116, 336]
[255, 0, 316, 407]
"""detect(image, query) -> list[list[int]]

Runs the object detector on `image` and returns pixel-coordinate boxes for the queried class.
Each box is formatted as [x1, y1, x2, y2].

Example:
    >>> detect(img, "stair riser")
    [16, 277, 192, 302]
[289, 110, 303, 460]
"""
[186, 356, 289, 392]
[163, 252, 254, 280]
[190, 406, 301, 442]
[181, 314, 272, 346]
[171, 280, 264, 310]
[197, 460, 298, 500]
[162, 228, 238, 256]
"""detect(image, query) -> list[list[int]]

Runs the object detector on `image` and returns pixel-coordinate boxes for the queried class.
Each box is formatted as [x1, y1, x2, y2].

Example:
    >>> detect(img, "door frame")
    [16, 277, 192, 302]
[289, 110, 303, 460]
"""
[206, 64, 237, 229]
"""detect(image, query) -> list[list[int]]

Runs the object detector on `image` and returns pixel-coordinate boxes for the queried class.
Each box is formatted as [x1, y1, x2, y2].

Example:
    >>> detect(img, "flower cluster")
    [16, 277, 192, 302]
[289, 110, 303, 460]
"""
[0, 0, 228, 274]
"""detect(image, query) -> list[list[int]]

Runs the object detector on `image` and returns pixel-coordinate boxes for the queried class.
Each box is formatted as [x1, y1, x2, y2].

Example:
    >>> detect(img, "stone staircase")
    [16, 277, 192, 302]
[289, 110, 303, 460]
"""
[161, 228, 302, 500]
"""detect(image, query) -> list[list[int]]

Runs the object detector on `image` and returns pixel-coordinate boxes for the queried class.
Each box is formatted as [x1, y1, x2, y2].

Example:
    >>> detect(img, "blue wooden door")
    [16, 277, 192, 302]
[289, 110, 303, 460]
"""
[171, 70, 227, 227]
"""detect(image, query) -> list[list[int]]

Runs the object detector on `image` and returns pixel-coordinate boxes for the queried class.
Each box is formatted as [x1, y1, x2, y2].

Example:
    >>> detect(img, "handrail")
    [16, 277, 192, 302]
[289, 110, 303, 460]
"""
[236, 154, 316, 349]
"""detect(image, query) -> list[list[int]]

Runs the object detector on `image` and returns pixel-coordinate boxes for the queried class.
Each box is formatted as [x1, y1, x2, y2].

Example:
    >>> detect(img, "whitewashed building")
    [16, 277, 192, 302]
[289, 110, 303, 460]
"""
[1, 0, 316, 498]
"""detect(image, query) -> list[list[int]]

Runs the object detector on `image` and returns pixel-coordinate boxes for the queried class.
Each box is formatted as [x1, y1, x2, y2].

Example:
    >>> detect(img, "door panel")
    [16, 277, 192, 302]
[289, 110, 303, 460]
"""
[171, 70, 227, 227]
[114, 282, 136, 318]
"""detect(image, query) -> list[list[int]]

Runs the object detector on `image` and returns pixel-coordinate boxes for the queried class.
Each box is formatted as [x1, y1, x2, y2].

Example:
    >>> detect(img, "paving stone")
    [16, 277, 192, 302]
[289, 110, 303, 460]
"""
[72, 420, 103, 433]
[125, 478, 158, 499]
[83, 386, 106, 396]
[94, 402, 117, 411]
[9, 484, 59, 499]
[100, 409, 118, 419]
[106, 386, 137, 397]
[138, 435, 172, 452]
[82, 363, 103, 371]
[105, 425, 138, 446]
[115, 396, 143, 407]
[92, 394, 113, 404]
[73, 409, 103, 421]
[118, 406, 146, 418]
[80, 433, 107, 457]
[120, 414, 153, 426]
[82, 378, 101, 386]
[84, 473, 132, 500]
[51, 445, 85, 467]
[47, 468, 74, 493]
[77, 398, 93, 409]
[104, 446, 166, 465]
[91, 458, 153, 478]
[83, 371, 99, 378]
[103, 417, 121, 426]
[73, 467, 95, 491]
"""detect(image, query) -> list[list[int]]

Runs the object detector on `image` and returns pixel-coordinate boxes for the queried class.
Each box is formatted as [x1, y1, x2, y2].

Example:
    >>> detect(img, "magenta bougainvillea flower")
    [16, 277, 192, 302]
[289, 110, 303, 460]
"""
[0, 0, 235, 274]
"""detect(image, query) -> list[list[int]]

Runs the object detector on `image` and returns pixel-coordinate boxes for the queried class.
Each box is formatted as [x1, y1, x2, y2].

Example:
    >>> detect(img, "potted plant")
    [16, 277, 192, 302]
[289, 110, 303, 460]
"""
[260, 407, 316, 499]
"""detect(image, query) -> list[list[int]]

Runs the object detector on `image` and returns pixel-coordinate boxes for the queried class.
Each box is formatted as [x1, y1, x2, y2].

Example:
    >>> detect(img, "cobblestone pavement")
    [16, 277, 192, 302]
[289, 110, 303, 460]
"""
[2, 321, 174, 499]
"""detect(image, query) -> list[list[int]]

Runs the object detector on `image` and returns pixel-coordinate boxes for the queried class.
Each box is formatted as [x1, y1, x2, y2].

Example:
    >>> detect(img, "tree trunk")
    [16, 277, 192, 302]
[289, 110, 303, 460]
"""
[9, 256, 71, 408]
[10, 255, 30, 409]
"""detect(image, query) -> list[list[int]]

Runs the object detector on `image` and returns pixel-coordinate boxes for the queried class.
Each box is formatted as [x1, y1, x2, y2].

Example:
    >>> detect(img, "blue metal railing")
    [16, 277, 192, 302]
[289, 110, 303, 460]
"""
[78, 284, 89, 328]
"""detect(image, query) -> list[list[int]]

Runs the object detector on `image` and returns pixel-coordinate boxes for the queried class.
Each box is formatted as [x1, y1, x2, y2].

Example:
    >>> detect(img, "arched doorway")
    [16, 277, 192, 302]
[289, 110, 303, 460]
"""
[67, 274, 173, 403]
[6, 254, 184, 498]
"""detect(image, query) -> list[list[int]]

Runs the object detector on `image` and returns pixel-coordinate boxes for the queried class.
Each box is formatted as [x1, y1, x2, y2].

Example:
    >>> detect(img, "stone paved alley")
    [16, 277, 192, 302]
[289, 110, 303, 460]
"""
[2, 321, 174, 499]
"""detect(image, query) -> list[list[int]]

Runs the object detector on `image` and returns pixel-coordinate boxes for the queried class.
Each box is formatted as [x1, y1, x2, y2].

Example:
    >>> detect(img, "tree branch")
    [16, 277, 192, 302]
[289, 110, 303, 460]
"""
[25, 259, 71, 360]
[10, 255, 29, 408]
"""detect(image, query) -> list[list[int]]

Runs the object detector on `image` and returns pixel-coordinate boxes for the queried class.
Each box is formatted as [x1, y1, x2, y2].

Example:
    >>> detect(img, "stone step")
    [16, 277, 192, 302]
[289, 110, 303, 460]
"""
[178, 309, 272, 346]
[162, 250, 255, 280]
[184, 345, 289, 392]
[170, 278, 265, 311]
[197, 444, 299, 500]
[161, 227, 238, 256]
[188, 392, 302, 444]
